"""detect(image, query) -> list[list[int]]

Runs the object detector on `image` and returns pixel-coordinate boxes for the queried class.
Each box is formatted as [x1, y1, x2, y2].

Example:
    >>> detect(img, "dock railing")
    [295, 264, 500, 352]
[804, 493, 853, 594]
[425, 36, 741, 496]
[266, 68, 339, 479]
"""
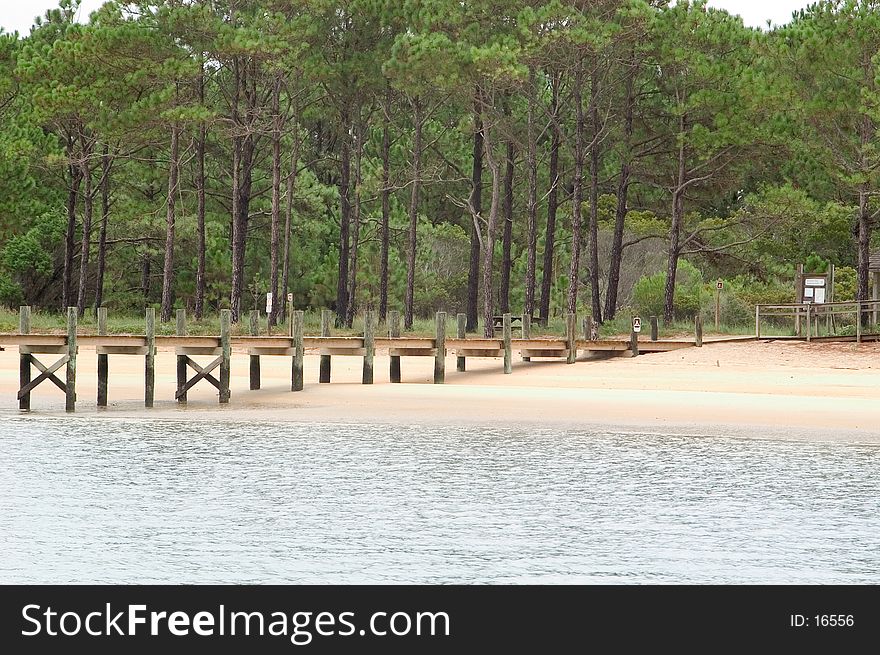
[755, 299, 880, 342]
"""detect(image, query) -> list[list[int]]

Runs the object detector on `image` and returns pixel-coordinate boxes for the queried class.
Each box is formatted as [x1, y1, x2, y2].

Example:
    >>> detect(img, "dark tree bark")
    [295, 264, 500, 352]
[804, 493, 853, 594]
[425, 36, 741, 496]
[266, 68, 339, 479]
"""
[194, 61, 207, 320]
[404, 96, 422, 330]
[604, 57, 635, 321]
[94, 146, 110, 315]
[160, 123, 180, 323]
[76, 138, 94, 318]
[281, 114, 300, 324]
[539, 73, 561, 326]
[141, 251, 151, 300]
[587, 72, 603, 325]
[335, 108, 352, 326]
[663, 113, 688, 323]
[524, 68, 539, 319]
[230, 59, 257, 323]
[466, 90, 483, 332]
[346, 122, 364, 329]
[481, 119, 502, 338]
[268, 76, 283, 327]
[566, 67, 586, 316]
[62, 132, 81, 310]
[500, 138, 515, 315]
[379, 86, 392, 322]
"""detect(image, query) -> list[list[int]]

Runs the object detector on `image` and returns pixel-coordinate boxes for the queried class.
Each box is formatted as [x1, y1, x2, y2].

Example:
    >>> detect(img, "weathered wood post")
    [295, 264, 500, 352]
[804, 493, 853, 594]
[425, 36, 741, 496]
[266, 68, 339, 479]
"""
[805, 303, 812, 343]
[502, 313, 513, 374]
[582, 316, 592, 342]
[144, 307, 155, 408]
[631, 329, 639, 357]
[650, 316, 659, 342]
[319, 309, 332, 383]
[19, 306, 31, 411]
[176, 309, 187, 405]
[566, 312, 576, 364]
[219, 309, 231, 403]
[66, 307, 78, 413]
[855, 302, 861, 344]
[434, 311, 446, 384]
[694, 314, 703, 348]
[363, 310, 375, 384]
[521, 313, 531, 362]
[456, 313, 467, 372]
[389, 310, 401, 383]
[249, 309, 261, 390]
[292, 310, 304, 391]
[97, 307, 108, 407]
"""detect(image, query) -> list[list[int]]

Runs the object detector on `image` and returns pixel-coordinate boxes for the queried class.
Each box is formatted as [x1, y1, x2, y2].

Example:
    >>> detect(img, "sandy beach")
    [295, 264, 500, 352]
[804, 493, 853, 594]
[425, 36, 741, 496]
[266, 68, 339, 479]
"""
[2, 339, 878, 440]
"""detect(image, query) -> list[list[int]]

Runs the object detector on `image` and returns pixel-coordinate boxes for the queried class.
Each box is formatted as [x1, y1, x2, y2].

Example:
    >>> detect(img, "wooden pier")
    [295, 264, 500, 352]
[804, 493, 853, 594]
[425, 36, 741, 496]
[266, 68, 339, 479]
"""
[2, 306, 736, 412]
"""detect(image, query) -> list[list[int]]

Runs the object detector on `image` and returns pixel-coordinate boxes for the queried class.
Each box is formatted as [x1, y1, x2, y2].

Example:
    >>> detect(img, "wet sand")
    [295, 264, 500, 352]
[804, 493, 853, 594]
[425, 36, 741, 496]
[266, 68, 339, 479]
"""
[2, 340, 879, 441]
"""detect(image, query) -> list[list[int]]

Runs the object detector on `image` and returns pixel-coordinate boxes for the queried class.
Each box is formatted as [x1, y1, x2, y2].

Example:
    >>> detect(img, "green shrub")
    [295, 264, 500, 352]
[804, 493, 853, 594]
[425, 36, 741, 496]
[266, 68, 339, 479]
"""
[632, 260, 708, 319]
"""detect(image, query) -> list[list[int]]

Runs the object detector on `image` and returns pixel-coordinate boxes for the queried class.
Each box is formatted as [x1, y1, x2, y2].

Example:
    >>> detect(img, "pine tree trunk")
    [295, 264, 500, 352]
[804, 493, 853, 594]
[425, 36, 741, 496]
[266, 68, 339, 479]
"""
[230, 61, 256, 324]
[404, 97, 422, 330]
[268, 77, 283, 327]
[566, 68, 585, 316]
[379, 86, 392, 322]
[160, 124, 180, 323]
[588, 72, 602, 325]
[604, 57, 635, 321]
[500, 139, 514, 315]
[281, 116, 300, 324]
[482, 124, 502, 338]
[539, 73, 561, 326]
[346, 123, 363, 329]
[466, 90, 483, 332]
[524, 67, 539, 319]
[663, 114, 687, 323]
[94, 146, 110, 315]
[335, 109, 352, 326]
[195, 60, 207, 319]
[62, 133, 81, 310]
[76, 139, 93, 318]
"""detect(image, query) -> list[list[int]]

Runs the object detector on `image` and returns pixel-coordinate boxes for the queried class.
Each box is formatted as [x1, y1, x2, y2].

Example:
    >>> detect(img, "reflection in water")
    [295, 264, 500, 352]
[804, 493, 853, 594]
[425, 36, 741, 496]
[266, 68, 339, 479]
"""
[1, 416, 878, 583]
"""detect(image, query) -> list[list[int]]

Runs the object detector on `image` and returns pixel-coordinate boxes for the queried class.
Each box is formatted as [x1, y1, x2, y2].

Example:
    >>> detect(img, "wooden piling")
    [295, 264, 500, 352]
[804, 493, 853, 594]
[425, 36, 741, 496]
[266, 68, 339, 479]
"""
[219, 309, 231, 403]
[583, 316, 593, 341]
[631, 329, 639, 357]
[362, 310, 375, 384]
[19, 306, 30, 411]
[566, 313, 576, 364]
[521, 313, 531, 362]
[66, 307, 77, 413]
[176, 309, 187, 404]
[389, 310, 401, 383]
[434, 311, 446, 384]
[650, 316, 659, 342]
[319, 309, 332, 383]
[694, 314, 703, 348]
[144, 307, 155, 408]
[249, 309, 261, 390]
[502, 313, 512, 374]
[456, 313, 467, 371]
[97, 307, 108, 407]
[292, 310, 304, 391]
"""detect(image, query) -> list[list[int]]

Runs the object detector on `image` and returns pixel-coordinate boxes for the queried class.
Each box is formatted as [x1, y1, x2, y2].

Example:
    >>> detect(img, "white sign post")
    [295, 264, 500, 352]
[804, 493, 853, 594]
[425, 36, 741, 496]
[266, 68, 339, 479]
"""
[265, 292, 273, 314]
[632, 316, 642, 333]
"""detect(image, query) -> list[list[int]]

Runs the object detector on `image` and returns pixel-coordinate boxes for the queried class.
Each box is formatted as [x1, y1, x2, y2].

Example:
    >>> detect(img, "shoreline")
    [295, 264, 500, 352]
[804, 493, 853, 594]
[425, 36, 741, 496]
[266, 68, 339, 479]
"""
[2, 341, 879, 442]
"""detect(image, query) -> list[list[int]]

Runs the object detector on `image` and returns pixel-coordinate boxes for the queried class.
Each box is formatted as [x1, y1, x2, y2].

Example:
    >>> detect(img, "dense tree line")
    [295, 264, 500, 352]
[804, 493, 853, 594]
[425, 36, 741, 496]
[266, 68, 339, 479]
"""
[0, 0, 878, 334]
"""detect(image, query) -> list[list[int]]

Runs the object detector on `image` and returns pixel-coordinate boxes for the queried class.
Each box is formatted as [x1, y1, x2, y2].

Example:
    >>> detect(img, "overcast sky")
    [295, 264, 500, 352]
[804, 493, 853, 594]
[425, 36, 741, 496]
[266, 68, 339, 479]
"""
[1, 0, 813, 35]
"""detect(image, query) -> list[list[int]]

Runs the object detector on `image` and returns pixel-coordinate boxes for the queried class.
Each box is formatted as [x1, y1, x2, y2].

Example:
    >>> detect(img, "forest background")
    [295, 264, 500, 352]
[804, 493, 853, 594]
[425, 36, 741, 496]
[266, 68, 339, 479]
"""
[1, 0, 878, 336]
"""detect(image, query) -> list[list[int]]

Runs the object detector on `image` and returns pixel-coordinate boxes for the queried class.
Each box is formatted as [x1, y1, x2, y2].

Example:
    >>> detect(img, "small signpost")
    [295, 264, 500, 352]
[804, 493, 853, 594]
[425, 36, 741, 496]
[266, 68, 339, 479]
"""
[632, 316, 641, 333]
[265, 292, 273, 314]
[715, 279, 723, 330]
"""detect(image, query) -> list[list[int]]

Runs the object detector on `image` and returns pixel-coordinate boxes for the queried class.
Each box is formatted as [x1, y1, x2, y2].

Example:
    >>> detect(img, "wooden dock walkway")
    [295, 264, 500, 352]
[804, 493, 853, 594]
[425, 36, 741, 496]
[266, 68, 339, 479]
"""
[2, 307, 744, 412]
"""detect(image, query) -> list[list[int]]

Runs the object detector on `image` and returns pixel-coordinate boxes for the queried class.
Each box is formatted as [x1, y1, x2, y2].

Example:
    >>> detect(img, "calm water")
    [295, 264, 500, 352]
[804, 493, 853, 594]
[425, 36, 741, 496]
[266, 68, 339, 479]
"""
[1, 416, 878, 584]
